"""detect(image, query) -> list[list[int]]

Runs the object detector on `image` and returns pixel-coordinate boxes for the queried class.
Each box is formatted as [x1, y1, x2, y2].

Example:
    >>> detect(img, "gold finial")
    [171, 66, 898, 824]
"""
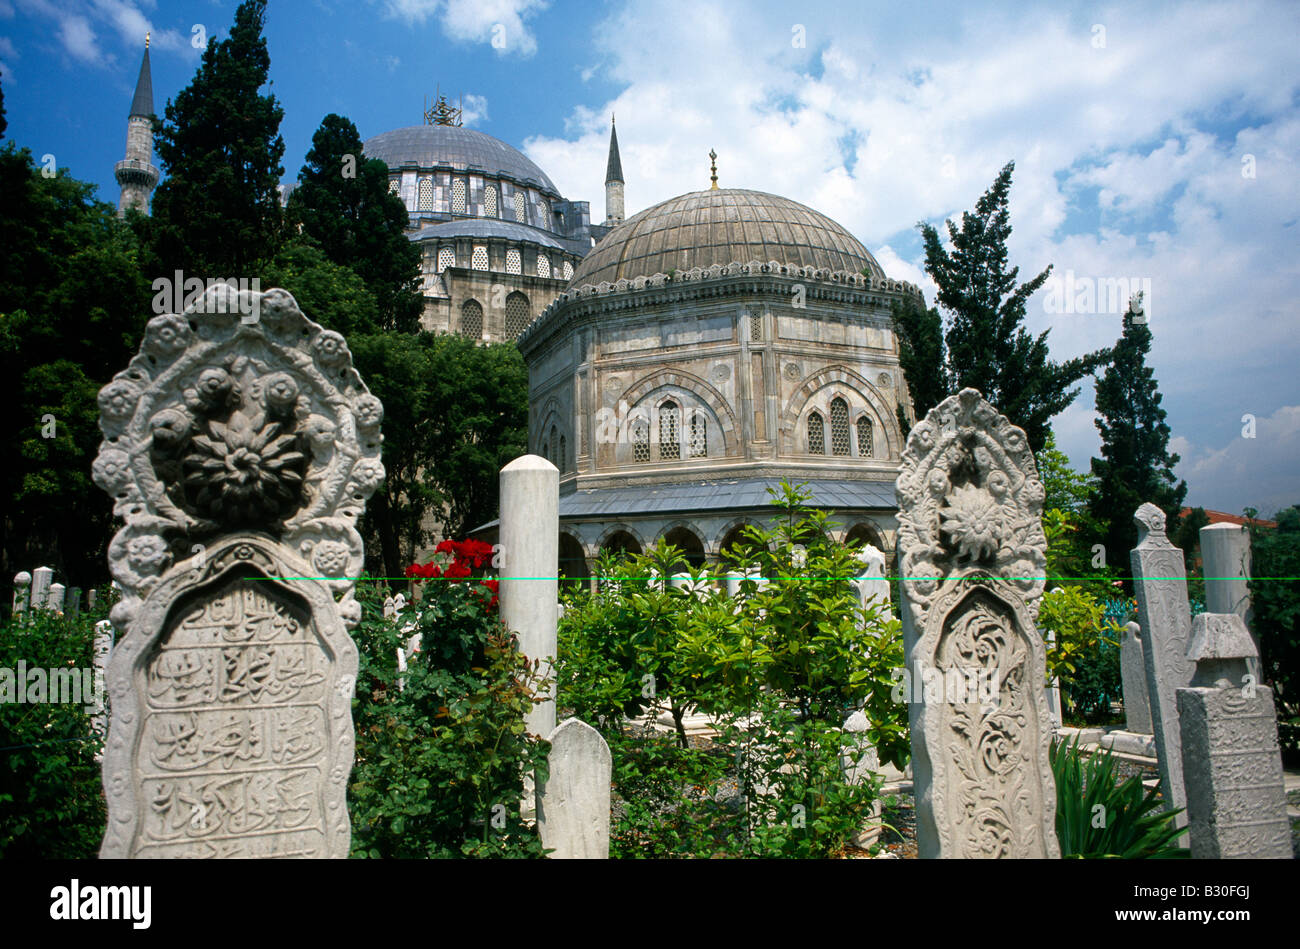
[145, 31, 150, 49]
[423, 86, 463, 127]
[709, 149, 718, 190]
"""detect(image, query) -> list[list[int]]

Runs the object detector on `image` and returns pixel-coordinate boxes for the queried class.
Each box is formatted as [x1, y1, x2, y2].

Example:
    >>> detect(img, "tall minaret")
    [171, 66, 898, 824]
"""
[115, 34, 159, 216]
[604, 115, 624, 226]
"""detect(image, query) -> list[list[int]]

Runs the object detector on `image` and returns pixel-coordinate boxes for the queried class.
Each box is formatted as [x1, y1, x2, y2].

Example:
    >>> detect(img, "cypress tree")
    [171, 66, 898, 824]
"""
[1089, 293, 1187, 573]
[897, 161, 1110, 452]
[150, 0, 285, 276]
[287, 114, 422, 333]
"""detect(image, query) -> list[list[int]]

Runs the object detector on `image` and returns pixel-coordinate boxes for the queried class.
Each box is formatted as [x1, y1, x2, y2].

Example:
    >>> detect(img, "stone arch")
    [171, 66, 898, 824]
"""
[618, 368, 739, 458]
[658, 524, 707, 569]
[596, 523, 647, 559]
[534, 397, 564, 460]
[504, 291, 531, 340]
[715, 517, 760, 566]
[558, 530, 588, 589]
[460, 299, 483, 339]
[779, 364, 900, 459]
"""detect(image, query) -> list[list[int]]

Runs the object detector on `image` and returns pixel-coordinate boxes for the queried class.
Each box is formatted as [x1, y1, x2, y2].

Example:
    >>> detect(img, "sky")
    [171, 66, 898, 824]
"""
[2, 0, 1298, 518]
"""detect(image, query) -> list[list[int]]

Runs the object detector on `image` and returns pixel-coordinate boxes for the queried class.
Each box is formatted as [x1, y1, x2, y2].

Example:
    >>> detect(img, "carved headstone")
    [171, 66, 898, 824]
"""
[93, 286, 383, 858]
[12, 571, 31, 616]
[1200, 522, 1259, 679]
[841, 710, 883, 849]
[1120, 621, 1153, 734]
[537, 718, 612, 859]
[1130, 502, 1194, 838]
[895, 388, 1059, 858]
[1176, 612, 1291, 858]
[853, 543, 891, 615]
[91, 619, 114, 756]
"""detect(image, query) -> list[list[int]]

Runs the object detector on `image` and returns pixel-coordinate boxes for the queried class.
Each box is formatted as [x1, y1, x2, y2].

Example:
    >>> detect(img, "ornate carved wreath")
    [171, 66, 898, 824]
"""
[93, 286, 384, 628]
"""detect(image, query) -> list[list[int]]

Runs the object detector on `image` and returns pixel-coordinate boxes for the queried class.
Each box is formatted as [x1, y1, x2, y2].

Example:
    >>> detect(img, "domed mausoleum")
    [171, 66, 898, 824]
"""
[362, 99, 602, 341]
[513, 179, 924, 583]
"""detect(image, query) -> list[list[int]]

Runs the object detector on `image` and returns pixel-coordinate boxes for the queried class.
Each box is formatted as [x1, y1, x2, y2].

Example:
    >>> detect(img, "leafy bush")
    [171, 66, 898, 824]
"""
[557, 482, 902, 858]
[1062, 635, 1122, 725]
[0, 600, 110, 858]
[1051, 738, 1187, 858]
[1247, 505, 1300, 719]
[348, 564, 549, 858]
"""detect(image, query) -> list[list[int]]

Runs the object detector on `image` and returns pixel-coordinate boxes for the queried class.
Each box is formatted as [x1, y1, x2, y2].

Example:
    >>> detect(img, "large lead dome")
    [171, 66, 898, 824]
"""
[362, 125, 559, 195]
[571, 188, 884, 285]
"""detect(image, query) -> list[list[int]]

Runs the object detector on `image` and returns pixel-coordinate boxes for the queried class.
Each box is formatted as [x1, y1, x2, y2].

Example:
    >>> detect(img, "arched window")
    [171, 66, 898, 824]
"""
[506, 248, 522, 275]
[659, 401, 680, 460]
[632, 419, 649, 462]
[808, 412, 825, 454]
[549, 425, 558, 467]
[504, 292, 530, 339]
[418, 177, 434, 211]
[388, 178, 400, 196]
[562, 261, 573, 281]
[437, 247, 455, 273]
[451, 178, 467, 214]
[484, 184, 498, 217]
[471, 245, 488, 270]
[559, 435, 566, 472]
[541, 438, 549, 461]
[460, 299, 482, 339]
[514, 191, 526, 222]
[856, 416, 874, 457]
[537, 254, 551, 278]
[830, 398, 850, 456]
[688, 410, 707, 458]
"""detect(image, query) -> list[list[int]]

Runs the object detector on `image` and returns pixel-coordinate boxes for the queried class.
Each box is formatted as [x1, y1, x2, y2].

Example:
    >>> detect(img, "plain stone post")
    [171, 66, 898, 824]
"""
[1120, 621, 1153, 734]
[536, 718, 612, 858]
[500, 454, 559, 741]
[1200, 522, 1259, 678]
[841, 710, 883, 848]
[48, 583, 66, 613]
[1130, 502, 1195, 841]
[895, 389, 1059, 858]
[31, 566, 53, 610]
[1176, 613, 1291, 858]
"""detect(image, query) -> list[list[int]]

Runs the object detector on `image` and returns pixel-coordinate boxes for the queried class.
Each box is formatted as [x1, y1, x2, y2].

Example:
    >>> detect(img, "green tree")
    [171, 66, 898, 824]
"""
[0, 144, 151, 586]
[1088, 294, 1187, 579]
[899, 162, 1110, 453]
[1245, 505, 1300, 720]
[287, 114, 422, 333]
[149, 0, 285, 276]
[889, 293, 946, 436]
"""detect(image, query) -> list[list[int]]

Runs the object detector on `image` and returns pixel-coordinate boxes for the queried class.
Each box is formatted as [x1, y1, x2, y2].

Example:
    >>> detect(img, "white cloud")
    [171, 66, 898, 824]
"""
[58, 13, 98, 62]
[460, 93, 489, 126]
[380, 0, 546, 56]
[1174, 406, 1300, 519]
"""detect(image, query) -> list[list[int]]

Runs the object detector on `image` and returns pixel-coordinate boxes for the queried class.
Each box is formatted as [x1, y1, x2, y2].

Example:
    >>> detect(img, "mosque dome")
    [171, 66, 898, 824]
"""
[362, 125, 559, 195]
[570, 188, 884, 286]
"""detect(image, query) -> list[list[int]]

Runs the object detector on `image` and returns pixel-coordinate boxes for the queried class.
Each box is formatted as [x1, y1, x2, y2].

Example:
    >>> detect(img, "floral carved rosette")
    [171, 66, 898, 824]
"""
[93, 285, 384, 629]
[894, 388, 1058, 858]
[894, 387, 1047, 628]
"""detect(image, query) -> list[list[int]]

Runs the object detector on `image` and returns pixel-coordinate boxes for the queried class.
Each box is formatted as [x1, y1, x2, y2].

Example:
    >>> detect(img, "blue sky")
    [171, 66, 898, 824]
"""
[3, 0, 1299, 517]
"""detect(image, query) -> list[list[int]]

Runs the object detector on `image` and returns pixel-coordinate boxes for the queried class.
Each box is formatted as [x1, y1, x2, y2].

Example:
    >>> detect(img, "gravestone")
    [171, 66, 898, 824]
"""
[48, 583, 66, 613]
[537, 717, 612, 858]
[1130, 502, 1194, 838]
[841, 710, 883, 848]
[895, 388, 1059, 858]
[31, 566, 53, 610]
[1044, 627, 1062, 730]
[853, 543, 891, 616]
[93, 286, 383, 858]
[1120, 621, 1153, 734]
[67, 587, 82, 618]
[1176, 612, 1291, 858]
[12, 572, 31, 615]
[1200, 522, 1259, 679]
[91, 619, 114, 755]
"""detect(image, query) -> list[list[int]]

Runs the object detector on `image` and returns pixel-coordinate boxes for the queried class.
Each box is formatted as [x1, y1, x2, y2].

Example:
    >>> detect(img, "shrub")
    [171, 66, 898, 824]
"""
[348, 565, 549, 858]
[1246, 506, 1300, 719]
[0, 600, 110, 858]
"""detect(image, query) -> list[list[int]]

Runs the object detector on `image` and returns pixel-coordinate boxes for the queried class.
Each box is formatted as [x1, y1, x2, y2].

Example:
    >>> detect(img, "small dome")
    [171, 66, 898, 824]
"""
[571, 189, 883, 285]
[363, 125, 558, 195]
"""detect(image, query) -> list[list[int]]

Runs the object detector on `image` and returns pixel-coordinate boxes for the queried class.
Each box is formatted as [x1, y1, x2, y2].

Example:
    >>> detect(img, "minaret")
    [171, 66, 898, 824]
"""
[115, 34, 159, 216]
[604, 115, 624, 226]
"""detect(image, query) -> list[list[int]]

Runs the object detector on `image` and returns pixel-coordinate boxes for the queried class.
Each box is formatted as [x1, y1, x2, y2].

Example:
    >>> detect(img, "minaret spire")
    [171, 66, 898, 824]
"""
[604, 114, 625, 225]
[115, 37, 160, 216]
